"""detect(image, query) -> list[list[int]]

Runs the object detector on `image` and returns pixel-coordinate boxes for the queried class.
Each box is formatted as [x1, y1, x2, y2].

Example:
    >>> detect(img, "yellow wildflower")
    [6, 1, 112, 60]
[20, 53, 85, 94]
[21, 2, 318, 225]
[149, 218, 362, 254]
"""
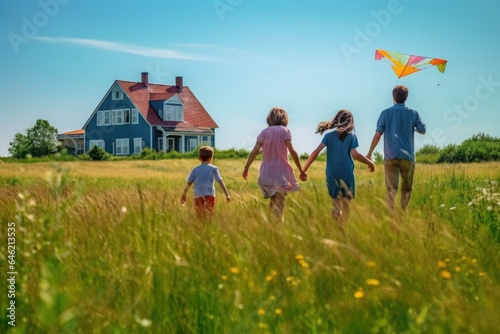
[257, 308, 265, 316]
[354, 289, 365, 299]
[437, 261, 447, 268]
[295, 254, 304, 260]
[230, 267, 240, 274]
[221, 275, 228, 280]
[366, 279, 380, 286]
[440, 270, 452, 279]
[367, 261, 376, 268]
[275, 308, 282, 315]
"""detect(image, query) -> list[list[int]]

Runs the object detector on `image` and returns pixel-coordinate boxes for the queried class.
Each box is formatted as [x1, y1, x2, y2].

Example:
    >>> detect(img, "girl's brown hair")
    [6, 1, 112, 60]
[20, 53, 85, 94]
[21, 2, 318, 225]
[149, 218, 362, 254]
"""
[266, 107, 289, 126]
[316, 109, 355, 138]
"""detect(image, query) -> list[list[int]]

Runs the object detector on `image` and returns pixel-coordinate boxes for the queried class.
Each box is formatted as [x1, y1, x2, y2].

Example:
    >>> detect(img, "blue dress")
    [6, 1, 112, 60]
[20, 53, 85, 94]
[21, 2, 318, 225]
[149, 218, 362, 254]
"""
[321, 130, 359, 199]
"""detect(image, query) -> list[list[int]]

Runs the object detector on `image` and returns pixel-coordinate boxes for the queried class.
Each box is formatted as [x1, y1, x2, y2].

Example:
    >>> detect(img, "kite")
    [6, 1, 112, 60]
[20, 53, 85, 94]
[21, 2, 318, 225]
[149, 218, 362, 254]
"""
[375, 49, 447, 78]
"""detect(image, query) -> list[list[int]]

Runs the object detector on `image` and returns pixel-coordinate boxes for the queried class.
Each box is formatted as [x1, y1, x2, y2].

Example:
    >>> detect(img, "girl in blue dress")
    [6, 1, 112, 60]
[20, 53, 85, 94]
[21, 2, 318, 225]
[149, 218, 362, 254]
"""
[302, 109, 375, 225]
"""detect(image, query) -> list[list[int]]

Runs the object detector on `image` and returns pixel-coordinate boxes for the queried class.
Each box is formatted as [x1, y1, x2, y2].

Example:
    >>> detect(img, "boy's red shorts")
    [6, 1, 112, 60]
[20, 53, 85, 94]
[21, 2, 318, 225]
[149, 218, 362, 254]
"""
[194, 195, 216, 216]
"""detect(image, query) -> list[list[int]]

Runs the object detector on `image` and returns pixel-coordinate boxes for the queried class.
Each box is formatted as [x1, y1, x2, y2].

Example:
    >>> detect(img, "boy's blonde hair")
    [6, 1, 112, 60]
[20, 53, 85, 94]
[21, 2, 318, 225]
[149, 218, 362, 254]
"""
[198, 146, 214, 162]
[266, 107, 289, 126]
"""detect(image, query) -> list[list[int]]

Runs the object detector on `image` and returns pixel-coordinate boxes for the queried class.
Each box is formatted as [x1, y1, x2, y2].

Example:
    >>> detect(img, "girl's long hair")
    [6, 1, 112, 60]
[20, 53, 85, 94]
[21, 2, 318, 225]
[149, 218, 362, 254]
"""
[316, 109, 355, 138]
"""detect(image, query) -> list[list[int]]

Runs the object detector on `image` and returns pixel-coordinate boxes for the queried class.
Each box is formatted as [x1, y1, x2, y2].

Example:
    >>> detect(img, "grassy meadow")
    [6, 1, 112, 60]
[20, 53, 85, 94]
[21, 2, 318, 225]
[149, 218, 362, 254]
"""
[0, 159, 499, 333]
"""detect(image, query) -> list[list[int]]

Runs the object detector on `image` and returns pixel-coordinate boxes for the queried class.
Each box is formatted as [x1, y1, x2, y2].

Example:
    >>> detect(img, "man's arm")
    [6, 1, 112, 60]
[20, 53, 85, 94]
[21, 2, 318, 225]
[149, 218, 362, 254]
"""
[366, 131, 382, 160]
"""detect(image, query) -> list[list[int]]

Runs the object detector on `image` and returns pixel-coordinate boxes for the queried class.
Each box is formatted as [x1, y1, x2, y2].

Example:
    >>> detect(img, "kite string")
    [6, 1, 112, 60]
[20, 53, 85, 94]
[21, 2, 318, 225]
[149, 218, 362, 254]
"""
[414, 72, 444, 108]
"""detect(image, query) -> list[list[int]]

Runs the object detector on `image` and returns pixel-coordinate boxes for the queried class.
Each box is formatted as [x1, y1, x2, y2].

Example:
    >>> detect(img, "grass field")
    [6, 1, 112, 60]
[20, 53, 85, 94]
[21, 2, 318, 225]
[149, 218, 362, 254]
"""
[1, 159, 499, 333]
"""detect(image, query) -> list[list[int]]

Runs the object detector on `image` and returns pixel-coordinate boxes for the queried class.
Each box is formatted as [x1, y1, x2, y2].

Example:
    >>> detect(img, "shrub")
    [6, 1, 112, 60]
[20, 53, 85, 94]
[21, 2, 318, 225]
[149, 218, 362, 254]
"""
[87, 145, 110, 161]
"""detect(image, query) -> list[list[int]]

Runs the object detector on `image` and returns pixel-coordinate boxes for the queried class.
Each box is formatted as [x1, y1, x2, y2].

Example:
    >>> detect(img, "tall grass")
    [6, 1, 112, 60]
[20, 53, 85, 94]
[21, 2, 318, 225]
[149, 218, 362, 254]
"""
[0, 160, 499, 333]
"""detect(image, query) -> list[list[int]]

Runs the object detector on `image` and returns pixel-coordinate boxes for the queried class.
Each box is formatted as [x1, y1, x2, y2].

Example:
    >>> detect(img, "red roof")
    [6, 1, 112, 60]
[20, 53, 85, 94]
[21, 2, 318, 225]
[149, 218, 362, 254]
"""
[63, 129, 85, 136]
[116, 80, 218, 129]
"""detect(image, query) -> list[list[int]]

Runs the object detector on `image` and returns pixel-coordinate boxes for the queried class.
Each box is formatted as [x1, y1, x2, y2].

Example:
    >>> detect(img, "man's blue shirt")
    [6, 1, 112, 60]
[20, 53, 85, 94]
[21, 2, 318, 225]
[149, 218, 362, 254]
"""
[376, 103, 426, 161]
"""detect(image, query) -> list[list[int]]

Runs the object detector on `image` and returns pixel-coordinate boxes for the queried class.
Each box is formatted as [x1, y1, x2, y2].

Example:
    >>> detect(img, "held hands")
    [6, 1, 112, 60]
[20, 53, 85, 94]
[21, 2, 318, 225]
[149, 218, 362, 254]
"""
[299, 170, 308, 181]
[367, 160, 375, 173]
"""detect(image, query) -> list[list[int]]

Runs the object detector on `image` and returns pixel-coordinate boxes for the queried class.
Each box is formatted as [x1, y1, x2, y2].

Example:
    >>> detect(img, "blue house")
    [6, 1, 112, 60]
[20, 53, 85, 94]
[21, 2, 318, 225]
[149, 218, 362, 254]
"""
[81, 73, 218, 155]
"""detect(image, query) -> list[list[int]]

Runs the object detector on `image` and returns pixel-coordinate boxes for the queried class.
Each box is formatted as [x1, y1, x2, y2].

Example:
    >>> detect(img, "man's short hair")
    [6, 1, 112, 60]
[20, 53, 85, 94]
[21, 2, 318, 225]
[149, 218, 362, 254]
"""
[393, 85, 409, 103]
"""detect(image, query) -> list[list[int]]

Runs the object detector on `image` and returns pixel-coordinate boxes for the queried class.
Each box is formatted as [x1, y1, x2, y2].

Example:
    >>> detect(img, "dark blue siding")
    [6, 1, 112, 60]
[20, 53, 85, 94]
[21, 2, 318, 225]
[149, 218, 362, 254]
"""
[84, 92, 151, 155]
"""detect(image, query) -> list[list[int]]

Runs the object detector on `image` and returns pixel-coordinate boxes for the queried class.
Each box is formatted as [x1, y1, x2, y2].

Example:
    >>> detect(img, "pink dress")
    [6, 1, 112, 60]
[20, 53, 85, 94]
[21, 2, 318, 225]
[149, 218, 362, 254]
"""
[256, 125, 300, 197]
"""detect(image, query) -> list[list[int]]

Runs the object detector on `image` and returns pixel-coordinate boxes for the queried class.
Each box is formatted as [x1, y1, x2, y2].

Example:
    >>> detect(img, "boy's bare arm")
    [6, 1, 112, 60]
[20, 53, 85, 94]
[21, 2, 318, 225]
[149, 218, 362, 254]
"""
[181, 181, 193, 205]
[218, 180, 231, 202]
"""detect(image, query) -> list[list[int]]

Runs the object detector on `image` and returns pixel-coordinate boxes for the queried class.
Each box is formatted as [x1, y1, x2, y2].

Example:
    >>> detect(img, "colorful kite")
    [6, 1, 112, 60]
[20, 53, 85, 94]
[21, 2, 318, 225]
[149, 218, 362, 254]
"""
[375, 49, 447, 78]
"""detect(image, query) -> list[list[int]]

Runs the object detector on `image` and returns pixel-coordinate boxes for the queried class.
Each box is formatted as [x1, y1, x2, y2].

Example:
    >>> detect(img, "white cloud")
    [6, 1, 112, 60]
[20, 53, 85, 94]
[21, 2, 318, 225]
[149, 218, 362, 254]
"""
[34, 36, 214, 61]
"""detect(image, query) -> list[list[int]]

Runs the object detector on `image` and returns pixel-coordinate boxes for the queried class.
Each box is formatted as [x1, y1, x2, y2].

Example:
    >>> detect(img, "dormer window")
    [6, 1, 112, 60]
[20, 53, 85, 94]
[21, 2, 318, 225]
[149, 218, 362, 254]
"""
[164, 103, 183, 121]
[162, 95, 183, 121]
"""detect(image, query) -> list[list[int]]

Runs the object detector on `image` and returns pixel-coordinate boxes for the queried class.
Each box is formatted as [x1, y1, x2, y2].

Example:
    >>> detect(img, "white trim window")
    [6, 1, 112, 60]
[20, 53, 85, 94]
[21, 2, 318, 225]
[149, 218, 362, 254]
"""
[133, 138, 142, 154]
[201, 135, 211, 146]
[158, 137, 164, 152]
[97, 110, 111, 126]
[164, 104, 183, 121]
[88, 140, 105, 151]
[112, 109, 130, 125]
[132, 109, 139, 124]
[112, 90, 123, 101]
[116, 138, 129, 155]
[188, 138, 197, 152]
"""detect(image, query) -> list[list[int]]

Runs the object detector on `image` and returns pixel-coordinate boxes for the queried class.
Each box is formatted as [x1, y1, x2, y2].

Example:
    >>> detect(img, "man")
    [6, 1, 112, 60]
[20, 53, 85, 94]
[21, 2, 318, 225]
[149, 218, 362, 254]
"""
[367, 85, 426, 212]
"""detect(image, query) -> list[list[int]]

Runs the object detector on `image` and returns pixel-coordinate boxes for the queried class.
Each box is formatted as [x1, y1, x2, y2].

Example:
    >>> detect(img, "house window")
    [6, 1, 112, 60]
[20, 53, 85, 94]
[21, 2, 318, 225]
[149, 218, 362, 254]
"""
[201, 136, 211, 146]
[158, 137, 163, 152]
[88, 140, 105, 151]
[133, 138, 142, 154]
[188, 138, 197, 152]
[116, 138, 129, 155]
[97, 110, 111, 126]
[112, 109, 130, 125]
[132, 109, 139, 124]
[164, 104, 183, 121]
[112, 91, 123, 100]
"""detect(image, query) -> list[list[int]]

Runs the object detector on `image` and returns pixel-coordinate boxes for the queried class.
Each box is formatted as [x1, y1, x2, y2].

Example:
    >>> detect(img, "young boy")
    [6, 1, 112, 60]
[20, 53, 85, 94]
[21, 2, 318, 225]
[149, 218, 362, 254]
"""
[181, 146, 230, 218]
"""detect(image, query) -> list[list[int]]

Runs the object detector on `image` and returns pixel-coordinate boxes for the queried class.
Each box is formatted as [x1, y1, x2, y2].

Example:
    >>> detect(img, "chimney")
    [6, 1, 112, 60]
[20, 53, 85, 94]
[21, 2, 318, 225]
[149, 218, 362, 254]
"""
[175, 76, 183, 92]
[141, 72, 149, 87]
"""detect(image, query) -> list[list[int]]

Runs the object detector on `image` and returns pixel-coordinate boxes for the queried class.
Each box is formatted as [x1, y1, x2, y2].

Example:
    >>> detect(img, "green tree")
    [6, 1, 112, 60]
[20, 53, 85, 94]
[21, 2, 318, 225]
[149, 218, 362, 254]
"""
[8, 133, 30, 158]
[8, 119, 58, 158]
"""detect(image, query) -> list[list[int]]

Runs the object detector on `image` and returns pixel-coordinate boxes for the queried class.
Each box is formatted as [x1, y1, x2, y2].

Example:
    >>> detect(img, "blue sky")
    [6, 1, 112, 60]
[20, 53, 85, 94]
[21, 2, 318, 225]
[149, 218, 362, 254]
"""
[1, 0, 499, 157]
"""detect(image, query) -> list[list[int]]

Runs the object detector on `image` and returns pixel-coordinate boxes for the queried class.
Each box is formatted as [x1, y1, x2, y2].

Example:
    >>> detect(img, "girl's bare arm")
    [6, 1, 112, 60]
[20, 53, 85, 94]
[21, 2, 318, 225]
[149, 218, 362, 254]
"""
[242, 142, 262, 179]
[351, 148, 375, 172]
[303, 143, 325, 172]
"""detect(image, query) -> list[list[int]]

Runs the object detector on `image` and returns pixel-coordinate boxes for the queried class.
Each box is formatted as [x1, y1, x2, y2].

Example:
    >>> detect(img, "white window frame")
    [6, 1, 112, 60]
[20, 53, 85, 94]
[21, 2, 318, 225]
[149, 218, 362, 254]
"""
[112, 90, 123, 101]
[116, 138, 129, 155]
[132, 109, 139, 124]
[201, 135, 211, 146]
[112, 109, 130, 125]
[188, 138, 197, 152]
[88, 140, 105, 151]
[158, 137, 164, 152]
[164, 103, 183, 121]
[97, 110, 111, 126]
[133, 138, 142, 154]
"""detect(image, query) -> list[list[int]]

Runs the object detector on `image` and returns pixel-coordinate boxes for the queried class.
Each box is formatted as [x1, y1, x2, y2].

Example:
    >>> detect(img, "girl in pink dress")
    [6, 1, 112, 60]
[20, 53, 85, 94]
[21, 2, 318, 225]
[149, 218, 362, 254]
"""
[243, 107, 307, 221]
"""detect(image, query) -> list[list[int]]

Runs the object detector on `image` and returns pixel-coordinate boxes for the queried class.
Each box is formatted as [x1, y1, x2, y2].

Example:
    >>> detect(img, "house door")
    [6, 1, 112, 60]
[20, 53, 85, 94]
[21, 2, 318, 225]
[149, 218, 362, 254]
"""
[167, 138, 175, 152]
